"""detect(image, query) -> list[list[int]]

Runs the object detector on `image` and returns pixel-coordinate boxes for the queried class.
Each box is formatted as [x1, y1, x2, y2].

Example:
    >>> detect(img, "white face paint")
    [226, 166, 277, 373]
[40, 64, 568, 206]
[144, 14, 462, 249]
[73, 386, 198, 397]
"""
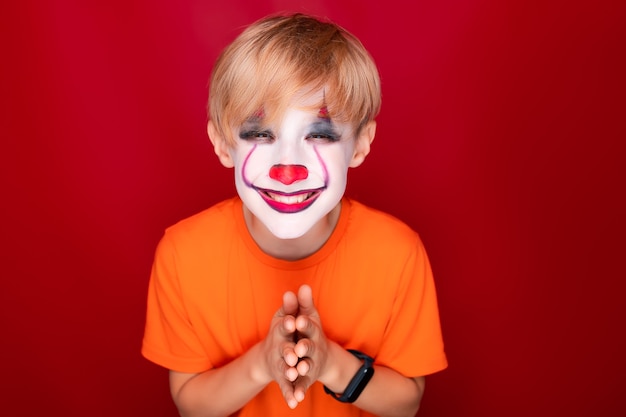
[228, 94, 357, 239]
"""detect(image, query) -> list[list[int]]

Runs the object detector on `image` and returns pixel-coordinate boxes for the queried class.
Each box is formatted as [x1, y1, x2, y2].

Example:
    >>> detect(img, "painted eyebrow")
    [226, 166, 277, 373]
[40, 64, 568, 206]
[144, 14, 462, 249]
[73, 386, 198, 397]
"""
[238, 118, 269, 131]
[309, 118, 339, 132]
[240, 116, 264, 127]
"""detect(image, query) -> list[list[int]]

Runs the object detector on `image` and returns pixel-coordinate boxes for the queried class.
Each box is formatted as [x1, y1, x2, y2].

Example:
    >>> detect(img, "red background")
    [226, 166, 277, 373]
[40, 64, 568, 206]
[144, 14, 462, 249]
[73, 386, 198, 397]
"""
[2, 1, 624, 416]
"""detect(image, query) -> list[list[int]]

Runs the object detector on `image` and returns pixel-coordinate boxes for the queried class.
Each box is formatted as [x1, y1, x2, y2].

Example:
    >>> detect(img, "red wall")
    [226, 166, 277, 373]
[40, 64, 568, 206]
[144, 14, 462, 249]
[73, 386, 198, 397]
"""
[2, 1, 624, 415]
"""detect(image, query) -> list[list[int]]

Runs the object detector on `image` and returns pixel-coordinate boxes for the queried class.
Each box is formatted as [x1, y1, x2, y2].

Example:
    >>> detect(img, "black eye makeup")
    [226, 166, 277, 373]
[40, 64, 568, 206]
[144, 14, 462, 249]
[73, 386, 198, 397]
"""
[238, 129, 274, 140]
[238, 121, 275, 143]
[236, 117, 343, 143]
[306, 120, 341, 143]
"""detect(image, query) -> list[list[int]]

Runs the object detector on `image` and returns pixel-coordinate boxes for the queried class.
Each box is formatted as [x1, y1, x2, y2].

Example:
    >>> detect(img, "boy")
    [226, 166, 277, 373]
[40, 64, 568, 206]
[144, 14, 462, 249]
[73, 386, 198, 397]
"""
[142, 13, 447, 417]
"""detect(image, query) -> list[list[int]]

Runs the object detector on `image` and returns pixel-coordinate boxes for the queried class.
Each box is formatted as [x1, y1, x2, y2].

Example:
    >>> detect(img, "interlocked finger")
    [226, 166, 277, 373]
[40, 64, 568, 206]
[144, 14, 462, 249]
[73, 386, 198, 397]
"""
[293, 374, 314, 403]
[294, 337, 314, 359]
[278, 378, 298, 409]
[282, 343, 299, 367]
[296, 357, 311, 376]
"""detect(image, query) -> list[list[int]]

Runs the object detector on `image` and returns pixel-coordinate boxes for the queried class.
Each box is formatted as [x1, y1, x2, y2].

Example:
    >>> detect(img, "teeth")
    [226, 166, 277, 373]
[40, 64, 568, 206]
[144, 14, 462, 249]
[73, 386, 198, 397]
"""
[268, 192, 309, 204]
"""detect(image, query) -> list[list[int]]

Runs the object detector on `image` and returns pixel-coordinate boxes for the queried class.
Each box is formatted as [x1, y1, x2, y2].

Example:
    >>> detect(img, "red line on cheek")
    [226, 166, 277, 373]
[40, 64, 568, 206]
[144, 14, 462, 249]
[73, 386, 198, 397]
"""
[241, 144, 257, 187]
[313, 146, 329, 184]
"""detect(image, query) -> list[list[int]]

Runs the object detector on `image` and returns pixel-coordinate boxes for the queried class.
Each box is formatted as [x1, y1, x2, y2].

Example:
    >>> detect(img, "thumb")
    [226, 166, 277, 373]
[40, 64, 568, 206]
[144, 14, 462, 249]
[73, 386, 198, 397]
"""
[276, 290, 299, 318]
[274, 290, 298, 336]
[297, 285, 318, 317]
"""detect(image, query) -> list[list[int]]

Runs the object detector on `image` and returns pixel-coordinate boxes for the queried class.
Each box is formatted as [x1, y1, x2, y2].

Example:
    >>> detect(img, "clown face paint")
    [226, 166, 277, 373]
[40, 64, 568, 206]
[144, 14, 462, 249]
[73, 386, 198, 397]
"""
[228, 98, 358, 240]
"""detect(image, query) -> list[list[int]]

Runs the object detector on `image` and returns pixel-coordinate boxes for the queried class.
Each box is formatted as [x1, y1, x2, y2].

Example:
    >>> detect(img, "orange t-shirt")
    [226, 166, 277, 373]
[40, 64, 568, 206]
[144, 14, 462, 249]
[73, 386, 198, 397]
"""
[142, 197, 447, 416]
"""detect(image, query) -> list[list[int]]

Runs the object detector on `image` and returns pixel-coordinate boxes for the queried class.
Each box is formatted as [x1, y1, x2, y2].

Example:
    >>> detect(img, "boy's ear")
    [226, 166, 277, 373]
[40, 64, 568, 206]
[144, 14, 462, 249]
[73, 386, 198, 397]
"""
[349, 120, 376, 168]
[207, 120, 234, 168]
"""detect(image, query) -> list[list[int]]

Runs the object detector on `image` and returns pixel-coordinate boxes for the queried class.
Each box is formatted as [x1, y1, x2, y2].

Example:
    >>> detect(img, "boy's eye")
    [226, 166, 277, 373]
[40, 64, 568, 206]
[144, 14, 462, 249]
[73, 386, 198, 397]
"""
[306, 133, 340, 143]
[239, 130, 275, 143]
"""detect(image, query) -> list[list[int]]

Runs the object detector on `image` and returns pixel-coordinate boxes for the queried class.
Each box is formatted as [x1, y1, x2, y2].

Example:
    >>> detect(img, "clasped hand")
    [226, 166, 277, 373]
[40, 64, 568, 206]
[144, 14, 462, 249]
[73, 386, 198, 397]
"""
[260, 284, 330, 409]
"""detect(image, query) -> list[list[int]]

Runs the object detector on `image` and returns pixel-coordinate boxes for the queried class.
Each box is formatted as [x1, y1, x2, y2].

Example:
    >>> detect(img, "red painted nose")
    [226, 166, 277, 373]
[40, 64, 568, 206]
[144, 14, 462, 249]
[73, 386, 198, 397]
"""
[269, 164, 308, 185]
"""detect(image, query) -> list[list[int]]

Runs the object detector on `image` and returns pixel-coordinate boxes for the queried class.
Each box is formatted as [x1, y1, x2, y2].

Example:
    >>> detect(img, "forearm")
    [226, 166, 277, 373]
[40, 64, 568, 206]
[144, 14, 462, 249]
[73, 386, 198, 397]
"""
[321, 343, 424, 417]
[355, 367, 424, 417]
[171, 343, 270, 417]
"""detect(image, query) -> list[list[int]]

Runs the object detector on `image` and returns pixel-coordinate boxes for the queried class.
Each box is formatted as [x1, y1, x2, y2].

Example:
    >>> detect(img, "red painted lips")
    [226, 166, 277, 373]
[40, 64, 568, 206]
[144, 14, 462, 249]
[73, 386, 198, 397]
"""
[256, 187, 324, 213]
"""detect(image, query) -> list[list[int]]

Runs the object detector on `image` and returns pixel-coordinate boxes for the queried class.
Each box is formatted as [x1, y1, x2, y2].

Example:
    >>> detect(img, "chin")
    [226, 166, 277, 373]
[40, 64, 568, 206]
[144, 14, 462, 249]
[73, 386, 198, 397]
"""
[266, 222, 312, 240]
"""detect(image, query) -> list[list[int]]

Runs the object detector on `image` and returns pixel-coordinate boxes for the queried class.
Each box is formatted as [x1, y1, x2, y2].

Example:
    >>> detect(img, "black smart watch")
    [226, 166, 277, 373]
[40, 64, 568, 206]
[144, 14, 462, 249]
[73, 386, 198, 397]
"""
[323, 349, 375, 403]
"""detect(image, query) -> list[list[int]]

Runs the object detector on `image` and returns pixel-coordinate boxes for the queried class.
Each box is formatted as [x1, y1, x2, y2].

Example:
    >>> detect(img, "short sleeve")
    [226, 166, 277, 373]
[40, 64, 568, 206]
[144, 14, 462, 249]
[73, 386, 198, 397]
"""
[375, 236, 448, 377]
[141, 232, 214, 373]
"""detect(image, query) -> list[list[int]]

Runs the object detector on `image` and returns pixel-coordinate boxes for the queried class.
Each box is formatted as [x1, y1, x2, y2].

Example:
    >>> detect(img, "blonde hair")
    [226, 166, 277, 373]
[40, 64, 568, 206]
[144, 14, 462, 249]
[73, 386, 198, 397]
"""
[208, 13, 381, 145]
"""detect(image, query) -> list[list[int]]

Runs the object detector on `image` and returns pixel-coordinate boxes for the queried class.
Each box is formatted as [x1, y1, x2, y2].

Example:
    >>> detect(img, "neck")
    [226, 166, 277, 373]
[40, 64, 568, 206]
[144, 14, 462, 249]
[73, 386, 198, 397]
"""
[243, 203, 341, 261]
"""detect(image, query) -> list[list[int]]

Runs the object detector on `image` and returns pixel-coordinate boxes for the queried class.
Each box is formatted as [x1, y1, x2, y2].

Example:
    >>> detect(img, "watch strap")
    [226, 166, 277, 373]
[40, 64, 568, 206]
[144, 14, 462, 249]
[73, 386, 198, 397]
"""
[323, 349, 375, 403]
